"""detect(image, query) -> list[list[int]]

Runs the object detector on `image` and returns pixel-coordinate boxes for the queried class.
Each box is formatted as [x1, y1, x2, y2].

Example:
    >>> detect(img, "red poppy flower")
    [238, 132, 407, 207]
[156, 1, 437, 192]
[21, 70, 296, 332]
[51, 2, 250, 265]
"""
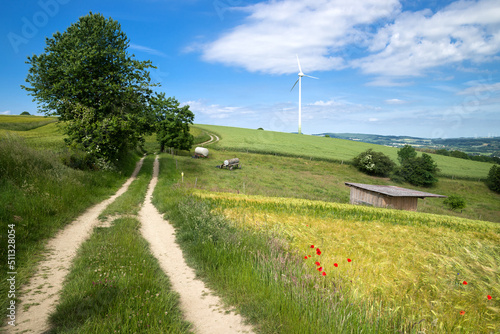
[308, 255, 312, 258]
[315, 261, 320, 266]
[334, 263, 338, 267]
[487, 295, 492, 300]
[310, 245, 315, 248]
[304, 256, 308, 259]
[463, 281, 468, 285]
[317, 267, 323, 272]
[322, 272, 326, 276]
[460, 310, 465, 315]
[316, 249, 321, 255]
[347, 258, 352, 262]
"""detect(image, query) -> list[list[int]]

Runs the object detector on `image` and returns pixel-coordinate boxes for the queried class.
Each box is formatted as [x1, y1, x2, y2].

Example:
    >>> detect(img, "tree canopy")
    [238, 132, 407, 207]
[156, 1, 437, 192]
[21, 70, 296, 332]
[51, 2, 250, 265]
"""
[352, 149, 395, 177]
[22, 12, 158, 163]
[393, 145, 439, 187]
[152, 93, 194, 153]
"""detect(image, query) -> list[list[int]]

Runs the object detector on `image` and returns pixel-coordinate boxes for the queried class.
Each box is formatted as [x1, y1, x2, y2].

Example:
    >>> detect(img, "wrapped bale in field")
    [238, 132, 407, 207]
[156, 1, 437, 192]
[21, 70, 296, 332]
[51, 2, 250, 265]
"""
[194, 147, 209, 158]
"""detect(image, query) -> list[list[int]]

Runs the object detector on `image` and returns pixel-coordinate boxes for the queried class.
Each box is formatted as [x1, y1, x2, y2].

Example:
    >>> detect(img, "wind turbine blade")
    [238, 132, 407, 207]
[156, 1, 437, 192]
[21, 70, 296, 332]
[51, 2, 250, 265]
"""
[296, 54, 302, 73]
[304, 74, 319, 79]
[290, 78, 300, 91]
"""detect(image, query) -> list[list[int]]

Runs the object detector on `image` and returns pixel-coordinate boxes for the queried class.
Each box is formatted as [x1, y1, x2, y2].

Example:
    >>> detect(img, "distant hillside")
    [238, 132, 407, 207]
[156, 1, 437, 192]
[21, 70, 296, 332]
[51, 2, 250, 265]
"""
[194, 124, 494, 180]
[319, 133, 500, 156]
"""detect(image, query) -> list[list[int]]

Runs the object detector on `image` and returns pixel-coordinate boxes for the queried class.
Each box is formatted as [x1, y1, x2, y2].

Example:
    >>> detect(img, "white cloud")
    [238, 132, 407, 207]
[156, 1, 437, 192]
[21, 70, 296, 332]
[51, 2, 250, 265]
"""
[200, 0, 401, 74]
[1, 110, 11, 115]
[385, 98, 406, 104]
[198, 0, 500, 82]
[184, 100, 252, 119]
[354, 0, 500, 76]
[457, 82, 500, 96]
[129, 43, 167, 57]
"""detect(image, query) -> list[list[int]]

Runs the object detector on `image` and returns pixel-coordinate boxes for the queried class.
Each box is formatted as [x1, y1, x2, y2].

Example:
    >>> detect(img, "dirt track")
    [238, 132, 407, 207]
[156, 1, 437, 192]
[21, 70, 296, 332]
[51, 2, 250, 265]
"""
[5, 158, 145, 333]
[5, 155, 253, 334]
[139, 156, 253, 334]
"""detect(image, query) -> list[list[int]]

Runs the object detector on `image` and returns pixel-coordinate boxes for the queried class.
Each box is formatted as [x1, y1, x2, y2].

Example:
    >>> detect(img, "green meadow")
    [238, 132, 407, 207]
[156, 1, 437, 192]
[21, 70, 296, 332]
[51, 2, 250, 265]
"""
[195, 124, 494, 180]
[1, 117, 499, 333]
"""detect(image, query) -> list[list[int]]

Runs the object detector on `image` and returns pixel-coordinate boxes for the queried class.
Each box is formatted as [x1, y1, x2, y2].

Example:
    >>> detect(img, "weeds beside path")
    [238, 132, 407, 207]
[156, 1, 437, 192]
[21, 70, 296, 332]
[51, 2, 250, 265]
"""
[3, 158, 145, 333]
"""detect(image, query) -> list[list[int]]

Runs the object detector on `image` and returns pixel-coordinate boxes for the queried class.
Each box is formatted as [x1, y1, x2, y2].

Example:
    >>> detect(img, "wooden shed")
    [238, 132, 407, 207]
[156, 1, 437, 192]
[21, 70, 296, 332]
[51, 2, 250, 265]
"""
[345, 182, 446, 211]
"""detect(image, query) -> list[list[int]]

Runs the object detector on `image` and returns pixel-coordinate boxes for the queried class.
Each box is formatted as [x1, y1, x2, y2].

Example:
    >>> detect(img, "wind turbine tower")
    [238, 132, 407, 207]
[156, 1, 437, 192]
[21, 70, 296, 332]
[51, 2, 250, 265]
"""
[291, 55, 318, 134]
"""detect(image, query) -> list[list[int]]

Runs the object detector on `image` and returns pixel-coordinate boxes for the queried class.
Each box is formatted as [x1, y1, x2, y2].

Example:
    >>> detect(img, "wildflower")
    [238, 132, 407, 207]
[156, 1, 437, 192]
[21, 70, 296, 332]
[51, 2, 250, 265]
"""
[304, 256, 308, 259]
[487, 295, 492, 300]
[315, 261, 320, 266]
[316, 248, 321, 255]
[322, 272, 326, 276]
[310, 245, 315, 248]
[317, 267, 323, 272]
[463, 281, 468, 285]
[347, 258, 352, 262]
[460, 310, 465, 315]
[334, 263, 338, 267]
[308, 255, 312, 258]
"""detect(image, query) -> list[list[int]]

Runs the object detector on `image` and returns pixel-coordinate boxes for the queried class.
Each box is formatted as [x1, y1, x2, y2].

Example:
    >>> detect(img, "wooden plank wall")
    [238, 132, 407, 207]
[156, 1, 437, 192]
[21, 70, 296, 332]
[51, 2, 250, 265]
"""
[349, 188, 418, 211]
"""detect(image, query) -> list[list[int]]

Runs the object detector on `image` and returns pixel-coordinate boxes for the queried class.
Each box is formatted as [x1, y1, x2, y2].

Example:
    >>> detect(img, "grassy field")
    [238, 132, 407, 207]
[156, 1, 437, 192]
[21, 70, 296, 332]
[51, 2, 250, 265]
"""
[0, 115, 57, 131]
[168, 144, 500, 223]
[152, 155, 499, 333]
[194, 124, 494, 180]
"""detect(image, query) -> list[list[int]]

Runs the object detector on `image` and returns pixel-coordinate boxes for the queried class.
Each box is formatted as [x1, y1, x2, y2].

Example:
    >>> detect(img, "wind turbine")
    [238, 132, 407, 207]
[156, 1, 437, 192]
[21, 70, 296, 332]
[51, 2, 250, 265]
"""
[291, 55, 318, 135]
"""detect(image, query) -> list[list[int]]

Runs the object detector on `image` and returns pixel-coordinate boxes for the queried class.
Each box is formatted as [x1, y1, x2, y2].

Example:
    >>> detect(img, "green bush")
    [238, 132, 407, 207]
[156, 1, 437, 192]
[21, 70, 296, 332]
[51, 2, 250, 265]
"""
[394, 145, 439, 187]
[443, 195, 467, 210]
[352, 149, 395, 177]
[485, 165, 500, 193]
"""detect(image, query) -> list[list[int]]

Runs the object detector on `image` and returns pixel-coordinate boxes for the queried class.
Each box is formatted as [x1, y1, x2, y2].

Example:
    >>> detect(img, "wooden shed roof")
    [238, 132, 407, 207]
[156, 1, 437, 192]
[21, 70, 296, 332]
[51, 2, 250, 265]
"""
[345, 183, 447, 198]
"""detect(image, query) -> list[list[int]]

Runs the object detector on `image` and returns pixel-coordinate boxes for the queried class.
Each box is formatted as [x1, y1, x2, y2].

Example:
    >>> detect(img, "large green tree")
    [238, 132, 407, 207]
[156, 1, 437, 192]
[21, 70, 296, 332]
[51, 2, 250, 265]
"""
[152, 93, 194, 153]
[22, 12, 156, 163]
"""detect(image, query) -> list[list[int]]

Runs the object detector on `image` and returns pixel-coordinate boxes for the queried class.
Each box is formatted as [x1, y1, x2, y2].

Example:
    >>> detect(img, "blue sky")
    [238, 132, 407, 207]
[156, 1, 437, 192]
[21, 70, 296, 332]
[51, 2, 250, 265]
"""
[1, 0, 500, 138]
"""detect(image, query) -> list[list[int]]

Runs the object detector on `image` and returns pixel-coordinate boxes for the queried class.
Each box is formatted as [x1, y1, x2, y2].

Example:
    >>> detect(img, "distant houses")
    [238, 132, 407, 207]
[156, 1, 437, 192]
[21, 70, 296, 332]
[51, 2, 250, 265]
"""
[345, 182, 446, 211]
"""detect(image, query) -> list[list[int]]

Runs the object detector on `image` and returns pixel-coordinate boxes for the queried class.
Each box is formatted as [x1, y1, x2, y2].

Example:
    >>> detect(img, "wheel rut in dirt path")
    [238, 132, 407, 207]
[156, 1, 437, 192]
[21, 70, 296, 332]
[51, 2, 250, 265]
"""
[4, 158, 145, 334]
[139, 156, 254, 334]
[199, 133, 219, 146]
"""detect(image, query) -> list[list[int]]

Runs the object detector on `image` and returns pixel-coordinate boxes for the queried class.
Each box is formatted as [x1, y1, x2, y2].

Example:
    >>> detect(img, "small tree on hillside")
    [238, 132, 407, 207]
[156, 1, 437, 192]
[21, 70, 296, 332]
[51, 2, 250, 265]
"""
[353, 149, 395, 177]
[397, 144, 418, 164]
[485, 165, 500, 193]
[152, 93, 194, 152]
[393, 145, 439, 187]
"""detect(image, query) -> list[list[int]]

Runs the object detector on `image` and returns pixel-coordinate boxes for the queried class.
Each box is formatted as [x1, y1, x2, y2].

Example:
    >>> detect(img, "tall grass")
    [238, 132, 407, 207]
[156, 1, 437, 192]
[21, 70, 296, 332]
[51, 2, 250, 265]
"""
[0, 135, 138, 323]
[195, 191, 500, 333]
[48, 217, 192, 333]
[153, 155, 409, 333]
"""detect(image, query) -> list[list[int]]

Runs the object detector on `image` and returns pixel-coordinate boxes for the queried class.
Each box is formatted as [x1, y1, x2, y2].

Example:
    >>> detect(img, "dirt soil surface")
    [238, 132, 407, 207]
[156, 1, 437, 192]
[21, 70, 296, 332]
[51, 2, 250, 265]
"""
[139, 156, 254, 334]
